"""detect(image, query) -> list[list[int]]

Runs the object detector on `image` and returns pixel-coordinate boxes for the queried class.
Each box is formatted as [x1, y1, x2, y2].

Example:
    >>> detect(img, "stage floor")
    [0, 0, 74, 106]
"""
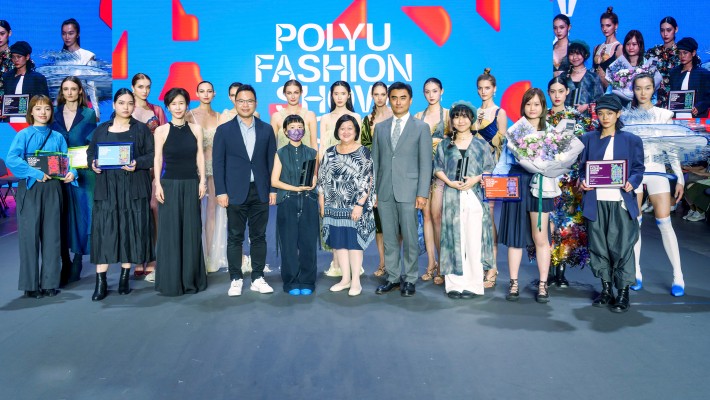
[0, 203, 709, 399]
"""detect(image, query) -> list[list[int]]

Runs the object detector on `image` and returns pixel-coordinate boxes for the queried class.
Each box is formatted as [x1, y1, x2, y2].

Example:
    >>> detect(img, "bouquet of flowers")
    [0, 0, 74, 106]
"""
[506, 117, 584, 198]
[605, 57, 661, 101]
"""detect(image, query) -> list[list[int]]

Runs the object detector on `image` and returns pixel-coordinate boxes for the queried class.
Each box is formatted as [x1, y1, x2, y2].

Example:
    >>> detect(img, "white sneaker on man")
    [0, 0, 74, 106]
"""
[687, 211, 706, 222]
[683, 210, 698, 220]
[250, 277, 274, 294]
[228, 279, 243, 296]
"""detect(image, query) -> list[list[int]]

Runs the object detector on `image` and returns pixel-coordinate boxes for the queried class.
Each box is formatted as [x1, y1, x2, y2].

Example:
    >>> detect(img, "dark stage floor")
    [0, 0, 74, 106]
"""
[1, 202, 709, 400]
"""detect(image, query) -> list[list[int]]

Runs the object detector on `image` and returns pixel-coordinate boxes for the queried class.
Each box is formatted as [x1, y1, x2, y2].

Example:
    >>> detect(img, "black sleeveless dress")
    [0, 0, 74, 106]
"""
[155, 123, 207, 296]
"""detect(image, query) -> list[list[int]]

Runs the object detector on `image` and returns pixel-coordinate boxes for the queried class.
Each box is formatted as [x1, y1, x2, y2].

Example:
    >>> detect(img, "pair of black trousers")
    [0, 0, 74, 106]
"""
[227, 183, 269, 281]
[586, 200, 639, 289]
[277, 193, 318, 292]
[16, 180, 63, 291]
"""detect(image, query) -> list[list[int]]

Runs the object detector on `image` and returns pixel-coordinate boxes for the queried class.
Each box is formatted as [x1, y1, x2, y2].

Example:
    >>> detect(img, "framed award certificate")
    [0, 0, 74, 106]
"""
[25, 152, 69, 178]
[96, 142, 133, 169]
[299, 159, 316, 186]
[68, 146, 89, 169]
[1, 94, 30, 117]
[668, 90, 695, 113]
[482, 174, 521, 201]
[586, 160, 627, 188]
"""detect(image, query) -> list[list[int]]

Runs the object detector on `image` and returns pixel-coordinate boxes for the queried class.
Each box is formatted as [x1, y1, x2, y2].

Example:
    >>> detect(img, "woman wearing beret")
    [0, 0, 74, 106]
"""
[1, 41, 49, 123]
[668, 37, 710, 118]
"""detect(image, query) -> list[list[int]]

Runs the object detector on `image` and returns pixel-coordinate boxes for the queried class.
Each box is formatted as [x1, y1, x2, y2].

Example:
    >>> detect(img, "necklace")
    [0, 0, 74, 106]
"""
[172, 121, 187, 128]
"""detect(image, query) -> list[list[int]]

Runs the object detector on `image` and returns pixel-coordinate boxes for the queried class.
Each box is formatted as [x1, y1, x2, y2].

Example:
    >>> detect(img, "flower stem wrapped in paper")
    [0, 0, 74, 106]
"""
[506, 117, 585, 228]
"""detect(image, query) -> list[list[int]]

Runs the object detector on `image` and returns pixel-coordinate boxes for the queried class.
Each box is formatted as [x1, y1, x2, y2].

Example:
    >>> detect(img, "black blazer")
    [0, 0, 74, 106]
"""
[669, 65, 710, 117]
[213, 116, 276, 205]
[1, 70, 49, 100]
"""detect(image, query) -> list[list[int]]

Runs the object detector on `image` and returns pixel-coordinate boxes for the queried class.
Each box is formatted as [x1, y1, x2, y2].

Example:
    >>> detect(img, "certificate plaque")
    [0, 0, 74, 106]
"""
[454, 157, 469, 182]
[1, 94, 30, 117]
[25, 152, 69, 178]
[68, 146, 89, 169]
[299, 159, 316, 186]
[96, 142, 133, 169]
[586, 160, 627, 188]
[482, 174, 521, 201]
[668, 90, 695, 113]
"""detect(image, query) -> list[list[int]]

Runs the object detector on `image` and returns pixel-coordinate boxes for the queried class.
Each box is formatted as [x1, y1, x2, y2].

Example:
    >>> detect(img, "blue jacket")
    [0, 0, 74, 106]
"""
[578, 130, 645, 221]
[213, 116, 276, 205]
[669, 65, 710, 117]
[1, 70, 49, 100]
[6, 126, 78, 188]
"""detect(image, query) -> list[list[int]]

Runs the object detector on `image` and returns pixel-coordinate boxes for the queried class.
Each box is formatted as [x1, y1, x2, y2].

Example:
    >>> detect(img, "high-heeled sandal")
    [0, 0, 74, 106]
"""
[505, 279, 519, 301]
[421, 262, 438, 281]
[536, 281, 550, 303]
[483, 269, 498, 289]
[373, 264, 386, 277]
[433, 263, 444, 285]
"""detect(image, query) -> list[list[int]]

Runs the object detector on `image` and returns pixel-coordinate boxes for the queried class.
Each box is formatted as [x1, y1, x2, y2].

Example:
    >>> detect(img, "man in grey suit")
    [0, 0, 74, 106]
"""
[372, 82, 433, 296]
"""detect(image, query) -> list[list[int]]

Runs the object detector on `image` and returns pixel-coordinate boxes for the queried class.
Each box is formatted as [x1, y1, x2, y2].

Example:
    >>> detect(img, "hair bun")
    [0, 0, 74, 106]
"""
[606, 6, 613, 13]
[483, 67, 491, 75]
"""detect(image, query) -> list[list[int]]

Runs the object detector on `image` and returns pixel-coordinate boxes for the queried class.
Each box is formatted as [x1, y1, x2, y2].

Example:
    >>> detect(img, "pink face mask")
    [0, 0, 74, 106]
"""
[286, 128, 305, 141]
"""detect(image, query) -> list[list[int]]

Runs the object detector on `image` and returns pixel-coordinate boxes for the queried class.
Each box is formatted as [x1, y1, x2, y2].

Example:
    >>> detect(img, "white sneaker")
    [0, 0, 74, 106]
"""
[687, 211, 706, 222]
[144, 271, 156, 282]
[228, 279, 243, 296]
[684, 210, 698, 220]
[250, 277, 274, 294]
[324, 261, 342, 277]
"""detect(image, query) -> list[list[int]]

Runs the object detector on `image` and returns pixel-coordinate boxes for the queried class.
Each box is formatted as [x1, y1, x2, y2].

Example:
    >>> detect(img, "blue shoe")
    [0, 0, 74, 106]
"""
[630, 279, 643, 291]
[288, 289, 301, 296]
[300, 289, 313, 296]
[671, 284, 685, 297]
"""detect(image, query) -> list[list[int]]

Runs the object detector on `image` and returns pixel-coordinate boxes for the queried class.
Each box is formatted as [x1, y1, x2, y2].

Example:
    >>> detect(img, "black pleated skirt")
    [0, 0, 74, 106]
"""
[90, 170, 154, 264]
[155, 179, 207, 296]
[498, 165, 555, 248]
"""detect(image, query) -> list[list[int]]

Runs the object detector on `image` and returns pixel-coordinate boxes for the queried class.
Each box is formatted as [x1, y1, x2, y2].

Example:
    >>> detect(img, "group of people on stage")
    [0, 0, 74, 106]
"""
[3, 9, 709, 315]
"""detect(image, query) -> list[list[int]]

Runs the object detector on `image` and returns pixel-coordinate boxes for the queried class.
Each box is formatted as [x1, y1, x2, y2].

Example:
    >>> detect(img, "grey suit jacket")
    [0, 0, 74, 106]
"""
[372, 115, 433, 203]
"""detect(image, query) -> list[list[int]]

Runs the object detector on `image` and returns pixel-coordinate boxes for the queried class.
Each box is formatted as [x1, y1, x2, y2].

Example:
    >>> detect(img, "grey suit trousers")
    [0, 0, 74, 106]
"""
[378, 199, 419, 284]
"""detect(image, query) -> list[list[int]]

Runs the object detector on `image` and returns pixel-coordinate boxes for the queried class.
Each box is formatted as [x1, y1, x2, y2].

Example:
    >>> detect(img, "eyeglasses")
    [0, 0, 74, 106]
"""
[235, 99, 255, 105]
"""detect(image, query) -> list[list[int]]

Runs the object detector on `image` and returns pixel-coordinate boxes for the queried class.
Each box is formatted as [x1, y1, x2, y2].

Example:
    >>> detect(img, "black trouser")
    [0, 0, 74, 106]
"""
[227, 183, 269, 281]
[277, 193, 319, 292]
[16, 180, 63, 291]
[586, 200, 639, 289]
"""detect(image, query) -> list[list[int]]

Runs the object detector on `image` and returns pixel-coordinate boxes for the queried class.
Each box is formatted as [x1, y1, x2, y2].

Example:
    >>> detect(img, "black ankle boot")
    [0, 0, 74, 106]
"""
[118, 268, 131, 295]
[92, 272, 107, 301]
[68, 254, 83, 284]
[556, 265, 569, 287]
[592, 280, 614, 307]
[59, 251, 73, 288]
[548, 266, 558, 286]
[610, 286, 630, 313]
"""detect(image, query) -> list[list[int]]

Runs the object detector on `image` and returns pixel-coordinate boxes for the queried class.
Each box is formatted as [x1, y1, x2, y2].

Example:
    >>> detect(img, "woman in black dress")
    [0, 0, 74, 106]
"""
[153, 88, 208, 296]
[87, 89, 155, 301]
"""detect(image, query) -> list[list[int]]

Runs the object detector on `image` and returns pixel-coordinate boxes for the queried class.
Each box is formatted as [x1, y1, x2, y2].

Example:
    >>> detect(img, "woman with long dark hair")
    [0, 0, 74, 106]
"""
[0, 20, 13, 96]
[553, 14, 571, 77]
[51, 77, 97, 285]
[87, 89, 155, 300]
[644, 16, 681, 108]
[60, 18, 100, 120]
[562, 41, 604, 115]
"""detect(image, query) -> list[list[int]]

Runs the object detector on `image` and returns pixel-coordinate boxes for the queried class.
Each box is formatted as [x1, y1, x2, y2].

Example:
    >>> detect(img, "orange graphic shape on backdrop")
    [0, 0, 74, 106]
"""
[9, 123, 29, 132]
[99, 0, 112, 28]
[501, 81, 531, 122]
[269, 104, 289, 116]
[401, 6, 451, 47]
[172, 0, 199, 41]
[112, 31, 128, 80]
[333, 0, 367, 39]
[477, 0, 501, 32]
[159, 62, 204, 101]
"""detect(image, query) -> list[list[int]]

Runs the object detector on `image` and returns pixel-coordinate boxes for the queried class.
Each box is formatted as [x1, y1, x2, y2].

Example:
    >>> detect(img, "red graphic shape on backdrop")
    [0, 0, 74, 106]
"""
[401, 6, 451, 47]
[172, 0, 199, 41]
[333, 0, 367, 39]
[99, 0, 112, 28]
[9, 123, 29, 132]
[159, 62, 204, 101]
[501, 81, 531, 122]
[477, 0, 501, 32]
[269, 104, 289, 116]
[112, 31, 128, 80]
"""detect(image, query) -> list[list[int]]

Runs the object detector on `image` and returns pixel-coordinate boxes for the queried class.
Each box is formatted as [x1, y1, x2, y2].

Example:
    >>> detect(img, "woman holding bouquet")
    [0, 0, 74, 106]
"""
[434, 102, 495, 298]
[625, 73, 686, 296]
[546, 77, 594, 286]
[579, 94, 645, 313]
[495, 88, 555, 303]
[605, 31, 661, 107]
[562, 41, 604, 115]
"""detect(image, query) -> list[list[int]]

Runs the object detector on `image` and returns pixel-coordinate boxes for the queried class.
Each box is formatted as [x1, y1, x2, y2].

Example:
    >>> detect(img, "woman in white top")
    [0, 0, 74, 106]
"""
[626, 73, 685, 297]
[61, 18, 100, 120]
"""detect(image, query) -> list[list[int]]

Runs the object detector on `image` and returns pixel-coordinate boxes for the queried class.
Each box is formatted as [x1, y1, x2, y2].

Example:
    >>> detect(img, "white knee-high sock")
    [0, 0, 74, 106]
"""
[656, 217, 684, 287]
[633, 216, 643, 281]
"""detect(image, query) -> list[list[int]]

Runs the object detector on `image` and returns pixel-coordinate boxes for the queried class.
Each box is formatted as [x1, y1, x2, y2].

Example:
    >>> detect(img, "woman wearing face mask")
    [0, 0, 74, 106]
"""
[360, 81, 392, 277]
[592, 6, 623, 90]
[644, 17, 681, 108]
[0, 20, 14, 96]
[87, 89, 155, 301]
[414, 77, 450, 285]
[1, 41, 49, 123]
[153, 87, 208, 296]
[6, 95, 76, 298]
[270, 79, 317, 150]
[271, 114, 319, 296]
[553, 14, 571, 77]
[51, 77, 97, 285]
[668, 37, 710, 118]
